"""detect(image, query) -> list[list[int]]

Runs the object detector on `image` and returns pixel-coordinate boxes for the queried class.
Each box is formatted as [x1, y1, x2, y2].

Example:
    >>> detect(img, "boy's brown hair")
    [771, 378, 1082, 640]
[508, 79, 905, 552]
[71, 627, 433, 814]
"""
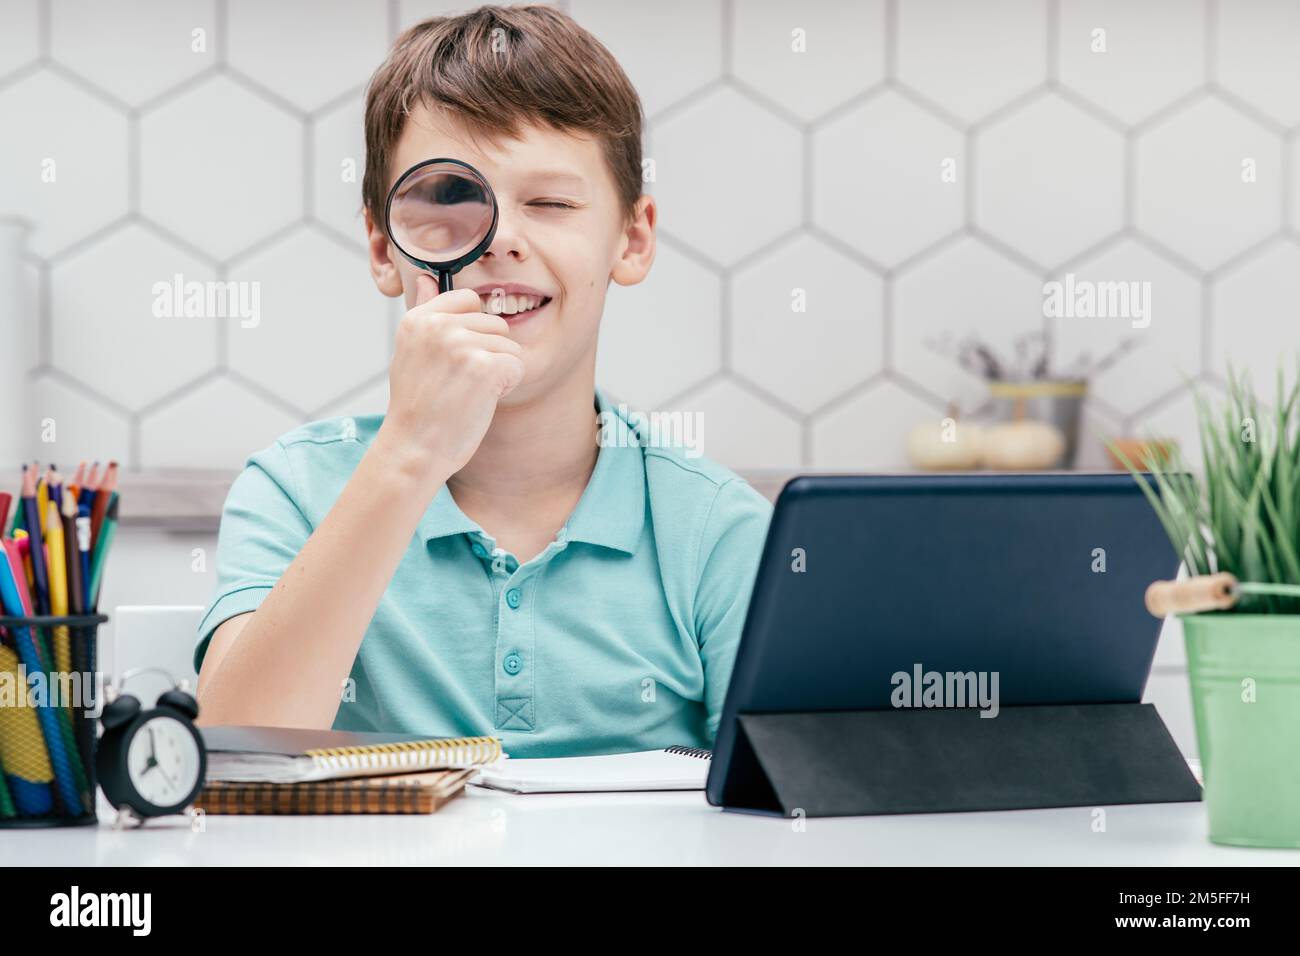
[363, 4, 644, 229]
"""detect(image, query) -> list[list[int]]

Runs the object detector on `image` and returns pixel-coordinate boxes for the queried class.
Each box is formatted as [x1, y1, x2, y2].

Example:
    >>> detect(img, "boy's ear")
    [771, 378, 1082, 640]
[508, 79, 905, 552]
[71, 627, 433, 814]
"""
[610, 195, 656, 287]
[365, 207, 405, 298]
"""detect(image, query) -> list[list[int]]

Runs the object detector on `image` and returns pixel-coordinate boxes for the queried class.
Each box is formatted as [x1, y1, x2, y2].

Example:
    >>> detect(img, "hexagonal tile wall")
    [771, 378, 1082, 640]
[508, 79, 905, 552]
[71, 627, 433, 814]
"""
[896, 0, 1046, 124]
[1056, 0, 1205, 126]
[651, 84, 803, 268]
[1134, 96, 1282, 272]
[140, 74, 303, 261]
[1049, 238, 1202, 419]
[812, 88, 964, 269]
[595, 242, 722, 411]
[225, 0, 390, 113]
[225, 227, 390, 415]
[0, 69, 130, 257]
[0, 1, 41, 81]
[50, 0, 217, 107]
[573, 0, 724, 119]
[729, 234, 884, 414]
[50, 222, 219, 411]
[731, 0, 886, 121]
[1210, 239, 1300, 392]
[975, 92, 1125, 270]
[1, 0, 1296, 475]
[893, 236, 1045, 411]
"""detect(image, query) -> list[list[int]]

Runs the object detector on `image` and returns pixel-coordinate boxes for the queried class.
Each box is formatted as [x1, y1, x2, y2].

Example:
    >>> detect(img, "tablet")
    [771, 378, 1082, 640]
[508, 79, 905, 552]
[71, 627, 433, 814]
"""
[705, 473, 1178, 809]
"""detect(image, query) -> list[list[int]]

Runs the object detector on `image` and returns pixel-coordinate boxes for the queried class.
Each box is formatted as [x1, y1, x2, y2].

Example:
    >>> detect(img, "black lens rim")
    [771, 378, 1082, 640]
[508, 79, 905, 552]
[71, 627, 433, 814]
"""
[383, 157, 500, 278]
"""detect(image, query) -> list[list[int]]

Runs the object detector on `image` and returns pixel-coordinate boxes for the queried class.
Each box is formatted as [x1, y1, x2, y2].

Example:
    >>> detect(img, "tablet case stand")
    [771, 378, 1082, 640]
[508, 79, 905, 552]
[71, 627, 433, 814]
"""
[722, 703, 1201, 817]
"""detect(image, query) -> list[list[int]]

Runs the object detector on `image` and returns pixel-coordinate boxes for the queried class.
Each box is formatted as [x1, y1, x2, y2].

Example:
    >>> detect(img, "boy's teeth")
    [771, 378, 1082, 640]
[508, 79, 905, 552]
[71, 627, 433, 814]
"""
[483, 293, 544, 315]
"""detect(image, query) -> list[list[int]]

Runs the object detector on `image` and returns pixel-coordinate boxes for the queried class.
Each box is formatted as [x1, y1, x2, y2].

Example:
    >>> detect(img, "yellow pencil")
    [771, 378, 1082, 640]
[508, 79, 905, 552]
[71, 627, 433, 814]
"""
[36, 469, 49, 535]
[45, 500, 72, 713]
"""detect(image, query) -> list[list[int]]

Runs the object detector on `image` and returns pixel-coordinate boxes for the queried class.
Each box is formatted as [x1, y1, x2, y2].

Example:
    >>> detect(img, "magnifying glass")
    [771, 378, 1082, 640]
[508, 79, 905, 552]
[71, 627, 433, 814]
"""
[384, 158, 499, 294]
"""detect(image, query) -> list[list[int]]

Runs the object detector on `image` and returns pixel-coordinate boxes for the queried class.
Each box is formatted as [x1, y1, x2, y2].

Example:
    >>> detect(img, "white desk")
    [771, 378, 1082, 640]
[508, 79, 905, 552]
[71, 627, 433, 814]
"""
[7, 788, 1295, 865]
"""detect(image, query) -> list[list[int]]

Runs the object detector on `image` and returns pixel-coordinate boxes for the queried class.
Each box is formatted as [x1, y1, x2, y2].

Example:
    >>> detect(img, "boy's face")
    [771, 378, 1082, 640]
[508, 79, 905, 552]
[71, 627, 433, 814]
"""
[367, 104, 655, 406]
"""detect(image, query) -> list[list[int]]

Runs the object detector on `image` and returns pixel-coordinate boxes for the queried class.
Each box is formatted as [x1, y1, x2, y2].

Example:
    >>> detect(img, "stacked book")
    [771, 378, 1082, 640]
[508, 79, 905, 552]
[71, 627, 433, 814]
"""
[197, 726, 503, 816]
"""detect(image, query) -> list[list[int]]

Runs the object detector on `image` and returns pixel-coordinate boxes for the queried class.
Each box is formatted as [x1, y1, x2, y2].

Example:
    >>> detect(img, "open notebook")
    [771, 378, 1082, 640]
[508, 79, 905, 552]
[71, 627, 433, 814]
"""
[472, 746, 712, 794]
[201, 726, 502, 784]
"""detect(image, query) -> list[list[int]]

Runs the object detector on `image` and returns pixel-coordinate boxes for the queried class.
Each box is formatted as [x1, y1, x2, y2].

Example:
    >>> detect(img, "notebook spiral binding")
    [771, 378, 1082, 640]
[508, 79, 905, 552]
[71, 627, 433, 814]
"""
[306, 735, 502, 773]
[663, 745, 712, 760]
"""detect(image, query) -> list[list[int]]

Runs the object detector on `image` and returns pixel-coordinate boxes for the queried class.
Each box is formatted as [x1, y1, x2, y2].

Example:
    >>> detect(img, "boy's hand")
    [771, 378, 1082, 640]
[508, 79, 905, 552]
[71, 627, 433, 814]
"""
[378, 273, 525, 485]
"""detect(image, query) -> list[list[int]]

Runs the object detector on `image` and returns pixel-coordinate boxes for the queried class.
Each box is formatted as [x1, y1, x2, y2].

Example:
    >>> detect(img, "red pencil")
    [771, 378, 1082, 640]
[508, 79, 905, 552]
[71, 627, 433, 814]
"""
[90, 461, 117, 550]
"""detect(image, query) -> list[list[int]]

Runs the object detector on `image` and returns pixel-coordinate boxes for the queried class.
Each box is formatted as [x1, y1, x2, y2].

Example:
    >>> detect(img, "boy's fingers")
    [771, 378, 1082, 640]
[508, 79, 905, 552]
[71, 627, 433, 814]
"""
[456, 312, 512, 336]
[427, 287, 482, 314]
[460, 330, 523, 356]
[494, 353, 526, 396]
[414, 272, 438, 306]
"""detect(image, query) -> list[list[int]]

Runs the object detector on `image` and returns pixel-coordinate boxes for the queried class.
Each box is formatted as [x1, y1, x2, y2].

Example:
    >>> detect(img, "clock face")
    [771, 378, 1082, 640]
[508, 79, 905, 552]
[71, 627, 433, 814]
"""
[126, 715, 203, 810]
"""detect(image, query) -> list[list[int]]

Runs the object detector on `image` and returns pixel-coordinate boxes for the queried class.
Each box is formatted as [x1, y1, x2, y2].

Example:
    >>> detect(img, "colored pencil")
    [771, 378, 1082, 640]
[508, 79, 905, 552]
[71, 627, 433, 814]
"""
[19, 465, 50, 615]
[88, 495, 118, 611]
[36, 466, 49, 535]
[0, 538, 81, 815]
[45, 500, 70, 679]
[90, 461, 116, 552]
[62, 492, 82, 617]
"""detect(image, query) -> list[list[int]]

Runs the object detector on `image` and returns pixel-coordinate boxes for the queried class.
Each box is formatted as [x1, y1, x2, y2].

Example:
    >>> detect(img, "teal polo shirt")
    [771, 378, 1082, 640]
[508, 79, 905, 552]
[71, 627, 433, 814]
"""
[195, 390, 772, 757]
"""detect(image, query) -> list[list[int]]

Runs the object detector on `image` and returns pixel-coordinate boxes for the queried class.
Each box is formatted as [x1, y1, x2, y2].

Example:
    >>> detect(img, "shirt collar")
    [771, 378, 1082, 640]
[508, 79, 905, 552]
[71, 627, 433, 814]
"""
[417, 388, 646, 555]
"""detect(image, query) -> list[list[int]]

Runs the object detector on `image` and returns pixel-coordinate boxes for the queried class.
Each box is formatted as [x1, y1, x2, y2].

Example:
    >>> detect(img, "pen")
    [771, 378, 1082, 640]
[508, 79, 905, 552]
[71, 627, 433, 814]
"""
[76, 507, 92, 612]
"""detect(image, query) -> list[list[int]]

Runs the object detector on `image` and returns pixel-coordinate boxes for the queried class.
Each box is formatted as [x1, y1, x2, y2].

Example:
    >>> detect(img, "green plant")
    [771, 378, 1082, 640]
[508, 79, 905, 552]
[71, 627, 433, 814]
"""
[1110, 366, 1300, 615]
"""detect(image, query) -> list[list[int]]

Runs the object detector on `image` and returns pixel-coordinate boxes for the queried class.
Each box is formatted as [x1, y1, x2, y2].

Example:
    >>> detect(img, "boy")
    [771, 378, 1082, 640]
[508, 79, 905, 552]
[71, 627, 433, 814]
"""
[193, 5, 772, 757]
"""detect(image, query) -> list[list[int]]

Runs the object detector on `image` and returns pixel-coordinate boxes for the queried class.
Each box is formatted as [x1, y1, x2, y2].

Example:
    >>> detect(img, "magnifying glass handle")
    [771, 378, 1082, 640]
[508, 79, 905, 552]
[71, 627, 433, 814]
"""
[438, 272, 454, 294]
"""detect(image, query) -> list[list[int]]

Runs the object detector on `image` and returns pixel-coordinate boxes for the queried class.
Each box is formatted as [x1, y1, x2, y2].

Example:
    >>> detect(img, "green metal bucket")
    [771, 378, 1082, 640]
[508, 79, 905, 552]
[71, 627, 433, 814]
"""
[1183, 614, 1300, 848]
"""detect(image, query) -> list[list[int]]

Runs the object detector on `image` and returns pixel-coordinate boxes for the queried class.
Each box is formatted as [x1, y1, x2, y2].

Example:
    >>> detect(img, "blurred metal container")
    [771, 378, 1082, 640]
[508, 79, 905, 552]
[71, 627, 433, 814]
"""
[987, 380, 1087, 468]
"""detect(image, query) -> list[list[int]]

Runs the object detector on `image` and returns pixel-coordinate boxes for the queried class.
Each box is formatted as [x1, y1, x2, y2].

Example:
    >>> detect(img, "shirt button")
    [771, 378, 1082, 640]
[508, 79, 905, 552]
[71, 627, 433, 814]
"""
[505, 587, 522, 609]
[503, 653, 522, 675]
[471, 543, 487, 558]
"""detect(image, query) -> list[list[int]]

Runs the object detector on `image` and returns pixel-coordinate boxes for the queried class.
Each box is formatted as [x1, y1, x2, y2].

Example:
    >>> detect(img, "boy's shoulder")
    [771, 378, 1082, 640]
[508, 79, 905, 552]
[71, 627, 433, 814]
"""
[270, 413, 386, 452]
[242, 415, 385, 512]
[599, 397, 773, 527]
[639, 441, 773, 542]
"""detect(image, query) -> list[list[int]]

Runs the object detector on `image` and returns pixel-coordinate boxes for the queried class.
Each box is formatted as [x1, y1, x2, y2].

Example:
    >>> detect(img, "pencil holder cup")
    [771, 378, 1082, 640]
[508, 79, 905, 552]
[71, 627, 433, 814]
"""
[0, 612, 108, 827]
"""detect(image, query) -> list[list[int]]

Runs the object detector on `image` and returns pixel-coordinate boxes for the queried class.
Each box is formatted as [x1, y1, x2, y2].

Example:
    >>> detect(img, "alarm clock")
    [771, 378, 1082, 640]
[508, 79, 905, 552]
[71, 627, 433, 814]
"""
[96, 667, 207, 827]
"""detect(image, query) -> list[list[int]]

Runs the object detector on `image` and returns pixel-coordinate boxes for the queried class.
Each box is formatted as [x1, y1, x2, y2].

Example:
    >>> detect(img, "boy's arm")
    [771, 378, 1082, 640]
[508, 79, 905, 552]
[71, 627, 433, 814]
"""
[195, 281, 524, 728]
[694, 480, 773, 742]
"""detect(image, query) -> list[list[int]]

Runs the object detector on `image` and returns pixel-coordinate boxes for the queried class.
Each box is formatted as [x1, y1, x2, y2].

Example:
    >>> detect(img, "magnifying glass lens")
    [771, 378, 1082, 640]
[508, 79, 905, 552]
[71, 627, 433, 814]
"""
[389, 164, 495, 262]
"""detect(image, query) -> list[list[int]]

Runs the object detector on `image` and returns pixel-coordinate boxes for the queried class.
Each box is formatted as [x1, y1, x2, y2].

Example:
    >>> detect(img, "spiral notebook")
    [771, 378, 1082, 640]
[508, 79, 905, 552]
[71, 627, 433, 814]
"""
[196, 768, 476, 815]
[472, 746, 712, 793]
[201, 726, 502, 784]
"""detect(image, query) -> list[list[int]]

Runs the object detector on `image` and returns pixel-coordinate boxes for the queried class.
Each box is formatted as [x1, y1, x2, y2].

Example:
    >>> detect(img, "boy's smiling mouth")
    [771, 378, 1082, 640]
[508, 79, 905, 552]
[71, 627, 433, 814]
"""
[475, 283, 554, 324]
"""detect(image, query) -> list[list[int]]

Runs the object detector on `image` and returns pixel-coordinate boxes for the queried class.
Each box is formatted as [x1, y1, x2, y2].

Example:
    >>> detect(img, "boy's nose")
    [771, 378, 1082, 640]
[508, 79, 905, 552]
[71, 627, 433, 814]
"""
[481, 208, 530, 263]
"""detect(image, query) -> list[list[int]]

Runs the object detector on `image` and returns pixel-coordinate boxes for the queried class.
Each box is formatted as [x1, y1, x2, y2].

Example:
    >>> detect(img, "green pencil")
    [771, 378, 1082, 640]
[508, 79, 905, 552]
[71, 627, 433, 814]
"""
[87, 494, 118, 611]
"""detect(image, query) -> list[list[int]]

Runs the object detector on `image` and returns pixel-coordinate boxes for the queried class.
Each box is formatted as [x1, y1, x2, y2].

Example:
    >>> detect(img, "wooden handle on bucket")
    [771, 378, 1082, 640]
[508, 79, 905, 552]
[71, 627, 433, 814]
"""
[1145, 572, 1239, 617]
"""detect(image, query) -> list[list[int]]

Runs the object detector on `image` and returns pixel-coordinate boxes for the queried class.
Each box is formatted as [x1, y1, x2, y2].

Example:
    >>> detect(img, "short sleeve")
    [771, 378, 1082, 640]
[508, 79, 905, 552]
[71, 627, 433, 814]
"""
[194, 440, 313, 672]
[693, 479, 773, 741]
